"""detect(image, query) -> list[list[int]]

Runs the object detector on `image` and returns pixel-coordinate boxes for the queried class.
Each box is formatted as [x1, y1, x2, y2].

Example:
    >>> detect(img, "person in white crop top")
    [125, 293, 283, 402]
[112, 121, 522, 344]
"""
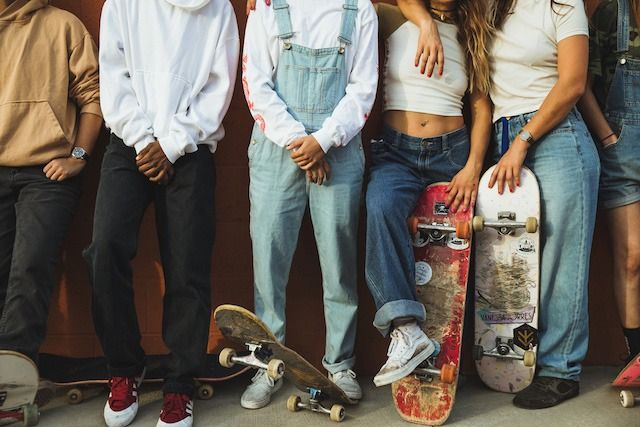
[400, 0, 600, 410]
[365, 1, 493, 387]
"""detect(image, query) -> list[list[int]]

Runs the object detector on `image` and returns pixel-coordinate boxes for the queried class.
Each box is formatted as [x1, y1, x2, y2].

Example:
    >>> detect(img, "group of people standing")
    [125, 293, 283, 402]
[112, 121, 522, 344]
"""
[0, 0, 637, 426]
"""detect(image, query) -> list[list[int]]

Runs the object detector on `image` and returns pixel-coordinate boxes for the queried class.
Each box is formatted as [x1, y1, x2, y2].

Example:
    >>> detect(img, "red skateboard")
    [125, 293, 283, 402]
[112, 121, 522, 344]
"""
[392, 183, 472, 425]
[614, 353, 640, 408]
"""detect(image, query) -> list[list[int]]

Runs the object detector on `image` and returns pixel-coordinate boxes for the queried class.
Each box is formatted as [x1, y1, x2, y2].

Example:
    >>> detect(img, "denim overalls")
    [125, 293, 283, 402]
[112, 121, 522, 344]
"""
[493, 63, 600, 380]
[248, 0, 364, 374]
[598, 0, 640, 209]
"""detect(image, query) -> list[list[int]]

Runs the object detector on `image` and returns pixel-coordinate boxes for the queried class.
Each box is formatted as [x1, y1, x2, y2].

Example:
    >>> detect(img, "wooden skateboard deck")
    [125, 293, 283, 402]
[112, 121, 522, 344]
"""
[473, 165, 540, 393]
[392, 183, 472, 426]
[38, 353, 249, 404]
[614, 353, 640, 408]
[0, 351, 40, 426]
[215, 304, 354, 422]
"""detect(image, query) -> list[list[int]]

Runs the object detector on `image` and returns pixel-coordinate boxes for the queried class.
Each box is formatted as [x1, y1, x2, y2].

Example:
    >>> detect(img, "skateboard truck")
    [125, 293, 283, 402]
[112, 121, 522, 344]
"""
[473, 338, 536, 367]
[287, 388, 346, 422]
[0, 404, 39, 427]
[411, 343, 456, 384]
[219, 345, 285, 381]
[472, 212, 538, 235]
[408, 216, 471, 241]
[620, 390, 640, 408]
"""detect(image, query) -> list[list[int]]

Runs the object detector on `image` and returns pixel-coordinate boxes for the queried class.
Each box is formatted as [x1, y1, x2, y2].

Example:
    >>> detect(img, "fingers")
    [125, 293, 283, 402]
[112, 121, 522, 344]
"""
[135, 144, 152, 162]
[43, 161, 53, 176]
[149, 169, 167, 183]
[414, 46, 424, 68]
[300, 159, 319, 170]
[437, 46, 445, 76]
[488, 167, 498, 189]
[419, 47, 429, 75]
[287, 139, 304, 151]
[425, 51, 436, 77]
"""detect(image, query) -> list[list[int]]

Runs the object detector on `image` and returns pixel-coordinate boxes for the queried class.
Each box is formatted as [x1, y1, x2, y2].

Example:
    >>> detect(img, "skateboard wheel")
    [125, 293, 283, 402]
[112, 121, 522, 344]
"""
[219, 348, 236, 369]
[472, 216, 484, 232]
[525, 217, 538, 233]
[267, 358, 285, 380]
[455, 221, 471, 240]
[330, 404, 345, 422]
[66, 388, 84, 404]
[523, 350, 536, 367]
[473, 345, 484, 361]
[620, 390, 635, 408]
[287, 394, 301, 412]
[22, 404, 39, 427]
[408, 216, 419, 236]
[196, 384, 214, 400]
[440, 363, 456, 384]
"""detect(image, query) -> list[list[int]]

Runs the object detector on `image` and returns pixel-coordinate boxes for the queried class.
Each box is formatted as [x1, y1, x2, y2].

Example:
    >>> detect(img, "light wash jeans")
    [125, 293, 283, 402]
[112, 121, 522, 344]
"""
[494, 108, 600, 381]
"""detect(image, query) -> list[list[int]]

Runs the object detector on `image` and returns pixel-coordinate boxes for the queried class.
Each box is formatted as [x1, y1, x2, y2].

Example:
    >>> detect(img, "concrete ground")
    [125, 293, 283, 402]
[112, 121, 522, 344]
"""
[38, 366, 637, 427]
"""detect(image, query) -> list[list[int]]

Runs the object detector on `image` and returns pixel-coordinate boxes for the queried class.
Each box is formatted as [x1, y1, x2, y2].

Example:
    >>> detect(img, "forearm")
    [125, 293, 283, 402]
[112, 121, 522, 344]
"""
[577, 79, 615, 144]
[397, 0, 433, 26]
[74, 113, 103, 155]
[467, 96, 491, 172]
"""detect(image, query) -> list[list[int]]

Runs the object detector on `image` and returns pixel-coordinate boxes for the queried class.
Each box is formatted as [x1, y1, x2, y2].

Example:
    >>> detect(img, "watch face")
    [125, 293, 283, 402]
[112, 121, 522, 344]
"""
[72, 147, 85, 157]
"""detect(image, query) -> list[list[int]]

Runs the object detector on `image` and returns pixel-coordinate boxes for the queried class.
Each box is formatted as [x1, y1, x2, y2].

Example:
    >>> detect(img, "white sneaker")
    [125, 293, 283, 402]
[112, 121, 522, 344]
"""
[103, 369, 146, 427]
[329, 369, 362, 400]
[240, 369, 283, 409]
[373, 322, 436, 387]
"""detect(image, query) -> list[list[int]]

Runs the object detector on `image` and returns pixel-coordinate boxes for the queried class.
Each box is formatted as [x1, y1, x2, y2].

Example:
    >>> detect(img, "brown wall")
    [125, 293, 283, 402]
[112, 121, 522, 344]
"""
[40, 0, 625, 375]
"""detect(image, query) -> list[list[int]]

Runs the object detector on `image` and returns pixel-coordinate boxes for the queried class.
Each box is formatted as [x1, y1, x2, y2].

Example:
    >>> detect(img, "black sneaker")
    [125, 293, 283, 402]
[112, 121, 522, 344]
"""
[513, 376, 579, 409]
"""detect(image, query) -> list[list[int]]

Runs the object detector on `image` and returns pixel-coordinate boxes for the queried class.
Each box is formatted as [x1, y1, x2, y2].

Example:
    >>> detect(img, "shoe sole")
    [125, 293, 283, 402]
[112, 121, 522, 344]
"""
[373, 340, 436, 387]
[240, 379, 283, 410]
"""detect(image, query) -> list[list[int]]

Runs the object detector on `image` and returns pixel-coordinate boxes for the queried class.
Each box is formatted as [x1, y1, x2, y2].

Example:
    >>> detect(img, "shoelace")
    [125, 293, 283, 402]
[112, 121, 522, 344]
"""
[160, 393, 191, 423]
[252, 369, 275, 387]
[333, 369, 357, 381]
[387, 328, 412, 362]
[109, 377, 134, 407]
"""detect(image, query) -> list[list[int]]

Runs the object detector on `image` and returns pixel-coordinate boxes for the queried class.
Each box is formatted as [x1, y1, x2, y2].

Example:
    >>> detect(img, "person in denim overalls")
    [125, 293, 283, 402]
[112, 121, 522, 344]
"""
[579, 0, 640, 364]
[241, 0, 378, 409]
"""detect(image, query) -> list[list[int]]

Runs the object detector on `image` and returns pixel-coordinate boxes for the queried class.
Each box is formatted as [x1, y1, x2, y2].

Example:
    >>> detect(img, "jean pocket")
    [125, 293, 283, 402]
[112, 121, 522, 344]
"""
[447, 139, 469, 169]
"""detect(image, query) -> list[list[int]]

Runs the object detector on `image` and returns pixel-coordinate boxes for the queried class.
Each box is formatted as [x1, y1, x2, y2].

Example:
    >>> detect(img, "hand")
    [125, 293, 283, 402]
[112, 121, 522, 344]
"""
[445, 164, 481, 213]
[306, 159, 331, 185]
[288, 136, 325, 170]
[415, 18, 444, 77]
[488, 138, 529, 194]
[43, 157, 86, 181]
[136, 141, 174, 184]
[246, 0, 269, 15]
[600, 133, 618, 149]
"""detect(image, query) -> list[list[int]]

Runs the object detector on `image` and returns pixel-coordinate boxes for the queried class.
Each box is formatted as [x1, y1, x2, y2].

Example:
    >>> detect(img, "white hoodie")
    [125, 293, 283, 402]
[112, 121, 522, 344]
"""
[99, 0, 240, 163]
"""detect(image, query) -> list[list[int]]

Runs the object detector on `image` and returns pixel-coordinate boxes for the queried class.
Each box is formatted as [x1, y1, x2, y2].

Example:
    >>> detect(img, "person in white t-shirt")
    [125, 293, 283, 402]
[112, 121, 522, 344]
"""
[399, 0, 600, 410]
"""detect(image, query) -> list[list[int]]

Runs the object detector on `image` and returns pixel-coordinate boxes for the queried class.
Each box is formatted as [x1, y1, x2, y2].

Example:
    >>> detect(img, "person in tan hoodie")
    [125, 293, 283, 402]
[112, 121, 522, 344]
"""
[0, 0, 102, 364]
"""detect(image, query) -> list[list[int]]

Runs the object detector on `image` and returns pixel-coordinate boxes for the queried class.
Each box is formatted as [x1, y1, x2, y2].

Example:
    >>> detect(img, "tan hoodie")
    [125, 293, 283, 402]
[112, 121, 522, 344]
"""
[0, 0, 101, 167]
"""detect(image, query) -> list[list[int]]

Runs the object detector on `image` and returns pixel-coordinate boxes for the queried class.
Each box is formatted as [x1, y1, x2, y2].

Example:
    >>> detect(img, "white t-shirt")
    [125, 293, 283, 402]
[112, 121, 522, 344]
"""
[490, 0, 588, 122]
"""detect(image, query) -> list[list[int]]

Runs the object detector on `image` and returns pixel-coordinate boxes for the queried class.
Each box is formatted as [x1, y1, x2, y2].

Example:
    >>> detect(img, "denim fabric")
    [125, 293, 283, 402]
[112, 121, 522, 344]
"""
[365, 125, 470, 336]
[250, 0, 362, 374]
[599, 0, 640, 209]
[84, 135, 215, 396]
[494, 109, 600, 381]
[0, 166, 81, 362]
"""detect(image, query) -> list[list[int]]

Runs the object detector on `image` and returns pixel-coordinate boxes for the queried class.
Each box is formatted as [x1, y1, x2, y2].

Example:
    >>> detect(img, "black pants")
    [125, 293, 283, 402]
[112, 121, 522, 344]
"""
[84, 135, 215, 395]
[0, 166, 81, 362]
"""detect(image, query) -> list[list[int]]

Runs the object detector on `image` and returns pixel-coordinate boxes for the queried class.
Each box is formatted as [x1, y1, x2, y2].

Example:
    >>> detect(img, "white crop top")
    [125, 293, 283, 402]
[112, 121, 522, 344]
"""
[383, 19, 468, 116]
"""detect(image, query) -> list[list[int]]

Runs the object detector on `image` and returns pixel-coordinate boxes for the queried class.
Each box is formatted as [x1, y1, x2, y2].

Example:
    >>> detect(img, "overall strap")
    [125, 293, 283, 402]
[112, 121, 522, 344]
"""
[338, 0, 358, 46]
[616, 0, 630, 53]
[272, 0, 295, 40]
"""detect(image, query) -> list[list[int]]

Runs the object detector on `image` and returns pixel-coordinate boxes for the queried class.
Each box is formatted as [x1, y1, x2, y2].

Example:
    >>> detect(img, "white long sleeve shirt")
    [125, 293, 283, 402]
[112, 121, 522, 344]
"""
[242, 0, 378, 152]
[99, 0, 240, 163]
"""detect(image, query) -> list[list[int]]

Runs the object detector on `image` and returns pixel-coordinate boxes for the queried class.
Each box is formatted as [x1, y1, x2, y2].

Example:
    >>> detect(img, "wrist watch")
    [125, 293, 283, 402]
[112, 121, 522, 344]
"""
[518, 130, 535, 146]
[71, 147, 90, 161]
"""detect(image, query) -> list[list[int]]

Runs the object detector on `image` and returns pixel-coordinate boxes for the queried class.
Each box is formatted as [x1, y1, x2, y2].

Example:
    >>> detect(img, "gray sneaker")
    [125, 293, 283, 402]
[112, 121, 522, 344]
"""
[240, 369, 283, 409]
[329, 369, 362, 401]
[373, 322, 436, 387]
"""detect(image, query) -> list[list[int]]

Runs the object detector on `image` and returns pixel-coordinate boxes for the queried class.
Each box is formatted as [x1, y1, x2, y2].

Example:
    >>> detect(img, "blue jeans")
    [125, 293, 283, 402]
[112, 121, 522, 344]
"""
[494, 109, 600, 381]
[365, 125, 469, 336]
[249, 126, 365, 374]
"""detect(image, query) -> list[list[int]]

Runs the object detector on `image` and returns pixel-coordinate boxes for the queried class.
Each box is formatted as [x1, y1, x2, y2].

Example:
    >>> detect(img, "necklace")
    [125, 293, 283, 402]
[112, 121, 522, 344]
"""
[429, 5, 457, 21]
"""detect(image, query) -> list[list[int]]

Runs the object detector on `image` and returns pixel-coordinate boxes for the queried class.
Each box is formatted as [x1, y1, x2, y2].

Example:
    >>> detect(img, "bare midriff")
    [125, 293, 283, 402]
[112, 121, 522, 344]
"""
[384, 110, 465, 138]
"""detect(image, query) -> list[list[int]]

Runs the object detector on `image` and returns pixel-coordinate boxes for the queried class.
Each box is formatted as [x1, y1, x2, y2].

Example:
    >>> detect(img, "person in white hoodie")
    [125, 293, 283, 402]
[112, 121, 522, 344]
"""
[84, 1, 239, 427]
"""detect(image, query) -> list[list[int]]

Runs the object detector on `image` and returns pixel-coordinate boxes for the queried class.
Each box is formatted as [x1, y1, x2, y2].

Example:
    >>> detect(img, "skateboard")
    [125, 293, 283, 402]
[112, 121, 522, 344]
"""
[38, 353, 249, 405]
[614, 353, 640, 408]
[215, 304, 356, 422]
[393, 182, 472, 426]
[472, 165, 540, 393]
[0, 351, 41, 426]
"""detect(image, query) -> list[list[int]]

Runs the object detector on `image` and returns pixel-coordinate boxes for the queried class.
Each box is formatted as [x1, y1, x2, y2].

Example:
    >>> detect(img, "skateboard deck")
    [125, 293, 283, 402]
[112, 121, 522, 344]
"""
[614, 353, 640, 408]
[38, 353, 249, 404]
[0, 351, 41, 426]
[215, 304, 355, 422]
[472, 165, 540, 393]
[392, 183, 472, 426]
